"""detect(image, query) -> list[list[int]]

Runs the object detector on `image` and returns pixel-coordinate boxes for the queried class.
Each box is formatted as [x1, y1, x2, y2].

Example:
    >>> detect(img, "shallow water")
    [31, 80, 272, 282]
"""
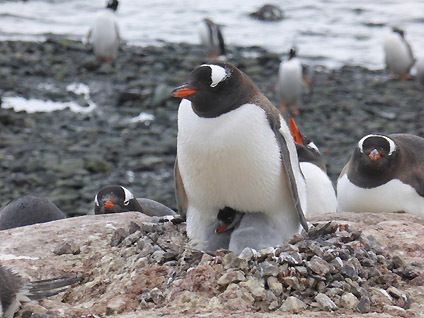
[0, 0, 423, 69]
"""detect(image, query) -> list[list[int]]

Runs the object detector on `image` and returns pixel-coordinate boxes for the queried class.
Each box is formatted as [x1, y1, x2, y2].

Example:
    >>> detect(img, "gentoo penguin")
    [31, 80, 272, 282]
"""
[383, 27, 415, 80]
[416, 57, 424, 85]
[0, 195, 66, 231]
[337, 134, 424, 216]
[0, 263, 80, 318]
[198, 18, 226, 59]
[172, 62, 308, 254]
[249, 4, 284, 21]
[275, 47, 304, 116]
[203, 207, 244, 252]
[289, 118, 337, 216]
[87, 0, 120, 62]
[94, 185, 176, 216]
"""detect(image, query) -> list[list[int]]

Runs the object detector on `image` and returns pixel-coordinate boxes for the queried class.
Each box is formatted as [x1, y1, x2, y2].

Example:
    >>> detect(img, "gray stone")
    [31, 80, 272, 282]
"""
[307, 255, 333, 276]
[217, 270, 246, 286]
[260, 261, 280, 277]
[315, 293, 337, 311]
[267, 276, 283, 296]
[238, 247, 256, 261]
[53, 238, 80, 255]
[357, 296, 371, 313]
[340, 292, 359, 309]
[279, 296, 307, 312]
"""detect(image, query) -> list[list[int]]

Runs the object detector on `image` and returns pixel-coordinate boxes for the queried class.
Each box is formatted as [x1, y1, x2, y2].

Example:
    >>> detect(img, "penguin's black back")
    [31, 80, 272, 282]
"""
[0, 194, 66, 230]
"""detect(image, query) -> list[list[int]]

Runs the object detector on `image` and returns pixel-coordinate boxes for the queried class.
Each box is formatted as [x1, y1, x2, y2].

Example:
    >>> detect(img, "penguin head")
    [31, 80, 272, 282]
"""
[172, 63, 257, 118]
[106, 0, 119, 11]
[94, 185, 142, 214]
[288, 47, 297, 60]
[215, 207, 243, 234]
[392, 27, 405, 38]
[289, 118, 326, 171]
[356, 134, 399, 174]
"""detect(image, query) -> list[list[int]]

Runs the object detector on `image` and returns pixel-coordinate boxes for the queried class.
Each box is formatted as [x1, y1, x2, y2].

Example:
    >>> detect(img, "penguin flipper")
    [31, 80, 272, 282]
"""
[276, 117, 308, 231]
[174, 158, 188, 220]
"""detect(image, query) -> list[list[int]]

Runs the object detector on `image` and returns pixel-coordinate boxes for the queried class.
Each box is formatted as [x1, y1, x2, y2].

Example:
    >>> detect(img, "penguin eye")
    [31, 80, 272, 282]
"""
[124, 200, 130, 206]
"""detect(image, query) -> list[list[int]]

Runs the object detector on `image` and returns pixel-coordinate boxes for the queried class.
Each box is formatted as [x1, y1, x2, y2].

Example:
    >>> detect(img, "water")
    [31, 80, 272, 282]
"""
[0, 0, 423, 69]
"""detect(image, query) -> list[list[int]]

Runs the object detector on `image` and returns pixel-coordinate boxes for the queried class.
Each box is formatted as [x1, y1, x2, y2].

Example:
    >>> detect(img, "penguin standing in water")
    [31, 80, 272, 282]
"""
[173, 62, 308, 254]
[383, 27, 415, 80]
[198, 18, 226, 59]
[337, 134, 424, 216]
[289, 118, 337, 216]
[87, 0, 120, 62]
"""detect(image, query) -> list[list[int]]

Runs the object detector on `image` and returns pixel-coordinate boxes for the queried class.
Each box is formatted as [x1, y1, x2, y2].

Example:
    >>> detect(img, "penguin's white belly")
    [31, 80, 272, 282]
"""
[337, 174, 424, 217]
[276, 60, 303, 104]
[301, 162, 337, 216]
[177, 100, 298, 240]
[383, 33, 412, 74]
[92, 11, 119, 58]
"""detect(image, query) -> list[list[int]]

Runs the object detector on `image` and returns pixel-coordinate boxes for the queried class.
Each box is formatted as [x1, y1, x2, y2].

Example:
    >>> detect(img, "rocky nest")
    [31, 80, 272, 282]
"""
[49, 218, 419, 316]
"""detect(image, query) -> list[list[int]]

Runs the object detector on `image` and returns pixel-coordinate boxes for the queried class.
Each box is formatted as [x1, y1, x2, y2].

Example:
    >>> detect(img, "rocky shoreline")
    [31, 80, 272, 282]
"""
[0, 37, 423, 216]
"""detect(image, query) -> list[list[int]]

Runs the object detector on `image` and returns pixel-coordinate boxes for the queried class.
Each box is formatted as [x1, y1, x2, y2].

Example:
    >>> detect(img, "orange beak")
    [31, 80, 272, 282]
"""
[289, 117, 303, 145]
[172, 85, 198, 98]
[368, 149, 381, 161]
[104, 200, 115, 209]
[215, 224, 228, 234]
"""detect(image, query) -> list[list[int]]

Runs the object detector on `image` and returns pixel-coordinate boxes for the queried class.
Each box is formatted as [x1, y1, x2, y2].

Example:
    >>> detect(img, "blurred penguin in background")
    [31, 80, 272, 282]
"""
[383, 27, 415, 80]
[198, 18, 226, 59]
[87, 0, 120, 62]
[276, 47, 309, 116]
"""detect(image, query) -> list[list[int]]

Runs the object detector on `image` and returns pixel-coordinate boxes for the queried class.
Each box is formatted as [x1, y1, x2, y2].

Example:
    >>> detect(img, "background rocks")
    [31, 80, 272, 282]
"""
[0, 37, 423, 217]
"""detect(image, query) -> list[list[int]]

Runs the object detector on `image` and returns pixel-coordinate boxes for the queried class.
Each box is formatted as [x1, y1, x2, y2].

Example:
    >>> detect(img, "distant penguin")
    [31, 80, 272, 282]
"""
[0, 195, 66, 231]
[416, 57, 424, 85]
[198, 18, 226, 59]
[94, 185, 177, 216]
[250, 4, 284, 21]
[0, 263, 80, 318]
[383, 27, 415, 80]
[289, 118, 337, 216]
[87, 0, 120, 62]
[172, 62, 308, 254]
[337, 134, 424, 216]
[276, 47, 304, 116]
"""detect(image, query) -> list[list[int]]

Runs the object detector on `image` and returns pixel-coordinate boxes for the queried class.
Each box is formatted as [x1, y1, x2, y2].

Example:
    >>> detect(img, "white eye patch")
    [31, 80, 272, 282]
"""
[121, 186, 134, 203]
[358, 134, 396, 155]
[201, 64, 230, 87]
[307, 141, 320, 153]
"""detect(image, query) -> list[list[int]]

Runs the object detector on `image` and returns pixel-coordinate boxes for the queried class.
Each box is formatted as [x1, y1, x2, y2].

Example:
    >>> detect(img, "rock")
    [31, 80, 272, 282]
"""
[238, 247, 256, 261]
[279, 296, 307, 312]
[267, 276, 283, 296]
[357, 296, 371, 313]
[340, 292, 359, 309]
[306, 255, 333, 276]
[217, 270, 246, 286]
[315, 293, 337, 311]
[53, 238, 80, 255]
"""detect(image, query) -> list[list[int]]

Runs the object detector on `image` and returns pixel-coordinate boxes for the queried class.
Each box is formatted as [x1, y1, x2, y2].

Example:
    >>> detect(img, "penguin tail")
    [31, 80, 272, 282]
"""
[27, 274, 82, 300]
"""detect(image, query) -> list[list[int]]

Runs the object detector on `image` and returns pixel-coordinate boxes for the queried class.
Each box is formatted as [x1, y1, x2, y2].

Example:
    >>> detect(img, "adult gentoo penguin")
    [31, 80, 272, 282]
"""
[289, 118, 337, 216]
[198, 18, 226, 59]
[0, 195, 66, 231]
[383, 27, 415, 80]
[172, 62, 308, 254]
[0, 263, 80, 318]
[275, 47, 304, 116]
[87, 0, 120, 62]
[94, 185, 176, 216]
[337, 134, 424, 216]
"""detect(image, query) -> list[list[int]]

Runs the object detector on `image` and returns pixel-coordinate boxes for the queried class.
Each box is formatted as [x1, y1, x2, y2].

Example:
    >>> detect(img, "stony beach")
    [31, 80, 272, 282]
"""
[0, 36, 423, 218]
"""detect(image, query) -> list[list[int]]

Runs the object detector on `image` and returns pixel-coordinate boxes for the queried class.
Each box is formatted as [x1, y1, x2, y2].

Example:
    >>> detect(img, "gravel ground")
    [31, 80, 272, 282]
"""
[0, 36, 423, 216]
